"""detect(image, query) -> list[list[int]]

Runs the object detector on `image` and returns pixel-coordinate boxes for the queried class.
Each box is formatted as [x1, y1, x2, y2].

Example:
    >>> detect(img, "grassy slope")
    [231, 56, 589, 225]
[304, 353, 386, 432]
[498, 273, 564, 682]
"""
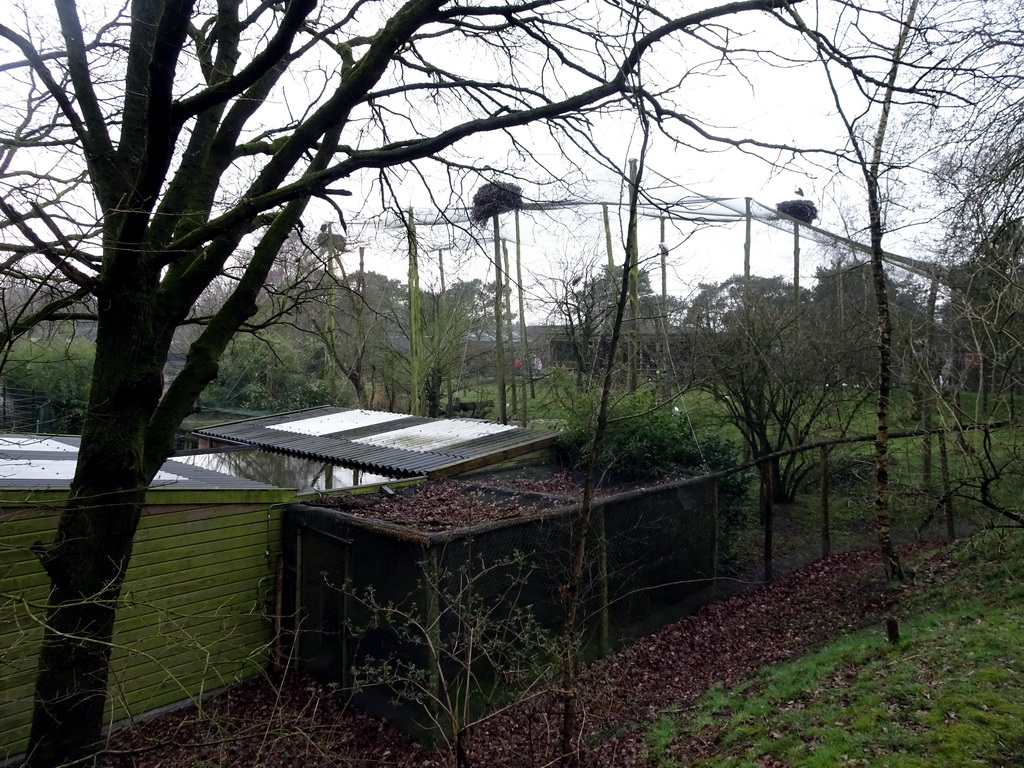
[642, 529, 1024, 767]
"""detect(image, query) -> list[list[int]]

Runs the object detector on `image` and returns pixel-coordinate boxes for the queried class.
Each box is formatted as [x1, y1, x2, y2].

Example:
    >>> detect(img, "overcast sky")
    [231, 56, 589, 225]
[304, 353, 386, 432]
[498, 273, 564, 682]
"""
[0, 0, 939, 320]
[287, 0, 937, 319]
[302, 13, 895, 320]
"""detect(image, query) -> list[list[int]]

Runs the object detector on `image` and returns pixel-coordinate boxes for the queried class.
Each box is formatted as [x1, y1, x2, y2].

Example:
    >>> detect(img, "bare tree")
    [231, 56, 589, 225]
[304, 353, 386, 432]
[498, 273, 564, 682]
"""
[792, 0, 1024, 573]
[545, 257, 623, 389]
[925, 6, 1024, 528]
[784, 0, 947, 579]
[687, 274, 871, 505]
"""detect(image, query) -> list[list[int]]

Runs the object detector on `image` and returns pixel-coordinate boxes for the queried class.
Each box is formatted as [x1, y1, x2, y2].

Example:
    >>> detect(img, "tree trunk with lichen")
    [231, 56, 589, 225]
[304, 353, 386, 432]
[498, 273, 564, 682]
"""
[860, 0, 919, 581]
[865, 184, 904, 580]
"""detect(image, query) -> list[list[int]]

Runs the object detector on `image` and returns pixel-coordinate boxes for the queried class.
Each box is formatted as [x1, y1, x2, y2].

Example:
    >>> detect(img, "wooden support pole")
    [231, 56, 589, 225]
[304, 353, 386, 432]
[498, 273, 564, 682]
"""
[659, 216, 671, 389]
[744, 197, 752, 284]
[602, 203, 615, 274]
[502, 240, 519, 423]
[492, 214, 507, 424]
[793, 221, 801, 305]
[323, 225, 338, 398]
[355, 248, 368, 408]
[439, 248, 454, 415]
[407, 209, 422, 416]
[515, 210, 532, 419]
[820, 445, 831, 558]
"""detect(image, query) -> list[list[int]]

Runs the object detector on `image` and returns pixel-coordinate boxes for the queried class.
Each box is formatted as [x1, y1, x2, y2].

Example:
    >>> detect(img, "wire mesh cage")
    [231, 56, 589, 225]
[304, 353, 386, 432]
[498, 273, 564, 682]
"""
[283, 473, 718, 739]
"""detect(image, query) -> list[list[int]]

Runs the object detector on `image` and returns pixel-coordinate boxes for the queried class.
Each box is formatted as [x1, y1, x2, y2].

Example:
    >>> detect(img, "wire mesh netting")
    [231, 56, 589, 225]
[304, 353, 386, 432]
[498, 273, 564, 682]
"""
[283, 474, 717, 739]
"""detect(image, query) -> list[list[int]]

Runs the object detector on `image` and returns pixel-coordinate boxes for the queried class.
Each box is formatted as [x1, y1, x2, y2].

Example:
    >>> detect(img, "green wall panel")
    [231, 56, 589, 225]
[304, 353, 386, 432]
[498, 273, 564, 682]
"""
[0, 489, 290, 761]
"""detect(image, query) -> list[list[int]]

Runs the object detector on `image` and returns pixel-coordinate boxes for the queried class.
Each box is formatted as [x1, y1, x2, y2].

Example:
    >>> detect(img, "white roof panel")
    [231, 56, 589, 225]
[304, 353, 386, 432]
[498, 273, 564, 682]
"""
[0, 436, 77, 452]
[193, 406, 559, 478]
[266, 409, 407, 436]
[0, 458, 186, 484]
[0, 434, 279, 489]
[353, 420, 517, 453]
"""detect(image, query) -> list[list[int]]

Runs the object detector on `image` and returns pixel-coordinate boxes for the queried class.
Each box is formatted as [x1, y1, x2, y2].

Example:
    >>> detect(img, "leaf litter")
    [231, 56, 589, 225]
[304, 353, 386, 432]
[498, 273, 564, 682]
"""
[99, 544, 954, 767]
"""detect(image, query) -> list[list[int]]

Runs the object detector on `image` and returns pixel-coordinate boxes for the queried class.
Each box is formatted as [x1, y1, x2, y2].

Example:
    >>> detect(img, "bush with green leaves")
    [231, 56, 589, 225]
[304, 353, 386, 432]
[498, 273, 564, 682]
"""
[201, 331, 353, 413]
[1, 337, 95, 432]
[558, 388, 751, 572]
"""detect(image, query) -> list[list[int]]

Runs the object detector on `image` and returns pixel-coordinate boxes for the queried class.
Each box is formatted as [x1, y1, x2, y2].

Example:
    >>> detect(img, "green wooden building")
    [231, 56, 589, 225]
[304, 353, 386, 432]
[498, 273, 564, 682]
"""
[0, 435, 294, 762]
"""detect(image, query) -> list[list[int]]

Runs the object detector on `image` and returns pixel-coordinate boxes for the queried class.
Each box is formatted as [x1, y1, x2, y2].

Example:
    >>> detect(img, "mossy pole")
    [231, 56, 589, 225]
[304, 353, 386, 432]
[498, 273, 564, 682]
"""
[659, 217, 673, 391]
[602, 202, 620, 388]
[408, 209, 423, 416]
[355, 247, 369, 408]
[323, 225, 339, 398]
[793, 221, 801, 307]
[744, 197, 752, 285]
[492, 215, 507, 424]
[820, 445, 831, 557]
[660, 217, 667, 308]
[502, 240, 519, 423]
[439, 248, 455, 415]
[515, 211, 532, 419]
[438, 248, 446, 294]
[627, 159, 640, 392]
[602, 203, 615, 273]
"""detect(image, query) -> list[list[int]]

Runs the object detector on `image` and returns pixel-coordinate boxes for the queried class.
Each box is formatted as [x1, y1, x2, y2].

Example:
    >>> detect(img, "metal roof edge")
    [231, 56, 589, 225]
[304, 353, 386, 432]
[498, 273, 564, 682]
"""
[286, 502, 433, 545]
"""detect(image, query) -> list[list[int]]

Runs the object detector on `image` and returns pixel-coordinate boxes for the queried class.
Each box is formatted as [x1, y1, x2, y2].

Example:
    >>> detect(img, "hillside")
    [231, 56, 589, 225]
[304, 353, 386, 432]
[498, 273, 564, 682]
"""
[97, 529, 1024, 767]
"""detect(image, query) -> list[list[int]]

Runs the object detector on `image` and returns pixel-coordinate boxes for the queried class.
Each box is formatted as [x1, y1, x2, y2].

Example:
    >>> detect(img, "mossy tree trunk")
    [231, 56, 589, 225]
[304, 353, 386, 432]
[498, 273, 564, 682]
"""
[860, 0, 919, 581]
[27, 201, 306, 766]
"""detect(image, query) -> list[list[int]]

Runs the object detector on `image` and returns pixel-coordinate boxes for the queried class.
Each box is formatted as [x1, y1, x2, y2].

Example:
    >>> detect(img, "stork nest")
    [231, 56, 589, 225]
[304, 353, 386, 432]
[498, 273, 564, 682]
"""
[776, 199, 818, 224]
[471, 181, 524, 224]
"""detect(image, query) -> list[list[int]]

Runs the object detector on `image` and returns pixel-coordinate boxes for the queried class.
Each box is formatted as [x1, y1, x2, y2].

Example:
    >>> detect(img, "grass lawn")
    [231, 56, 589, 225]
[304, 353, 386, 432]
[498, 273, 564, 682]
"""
[642, 528, 1024, 767]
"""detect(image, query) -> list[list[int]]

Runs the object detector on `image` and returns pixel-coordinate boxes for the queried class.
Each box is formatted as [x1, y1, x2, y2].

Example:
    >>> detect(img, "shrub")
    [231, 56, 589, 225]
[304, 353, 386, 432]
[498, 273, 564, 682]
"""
[201, 332, 353, 412]
[1, 337, 95, 432]
[557, 388, 752, 572]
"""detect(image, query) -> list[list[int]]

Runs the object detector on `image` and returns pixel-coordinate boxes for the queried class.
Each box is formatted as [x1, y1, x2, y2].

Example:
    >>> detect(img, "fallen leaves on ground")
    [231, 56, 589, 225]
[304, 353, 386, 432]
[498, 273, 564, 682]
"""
[99, 546, 955, 767]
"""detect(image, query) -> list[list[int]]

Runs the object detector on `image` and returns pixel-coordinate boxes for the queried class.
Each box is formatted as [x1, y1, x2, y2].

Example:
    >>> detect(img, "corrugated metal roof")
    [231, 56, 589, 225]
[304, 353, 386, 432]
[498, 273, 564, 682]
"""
[0, 434, 281, 490]
[193, 408, 559, 479]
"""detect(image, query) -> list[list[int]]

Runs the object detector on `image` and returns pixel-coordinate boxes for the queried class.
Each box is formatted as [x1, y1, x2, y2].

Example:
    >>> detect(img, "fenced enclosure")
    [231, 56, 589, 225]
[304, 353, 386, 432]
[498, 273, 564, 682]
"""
[284, 473, 717, 739]
[0, 385, 57, 433]
[706, 419, 1010, 602]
